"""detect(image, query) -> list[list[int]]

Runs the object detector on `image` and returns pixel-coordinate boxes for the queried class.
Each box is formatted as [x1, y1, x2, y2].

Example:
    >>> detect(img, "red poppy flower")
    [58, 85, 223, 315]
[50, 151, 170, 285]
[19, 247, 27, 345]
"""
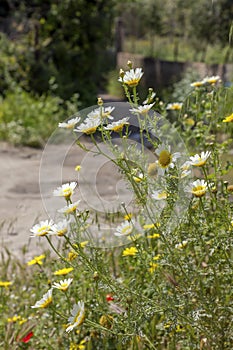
[21, 331, 34, 343]
[106, 294, 114, 302]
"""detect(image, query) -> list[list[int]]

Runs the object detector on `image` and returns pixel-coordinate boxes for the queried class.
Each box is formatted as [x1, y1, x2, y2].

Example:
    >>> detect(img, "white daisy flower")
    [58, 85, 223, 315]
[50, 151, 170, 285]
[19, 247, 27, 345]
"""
[30, 219, 54, 237]
[53, 182, 77, 199]
[52, 278, 73, 291]
[58, 200, 81, 214]
[119, 68, 143, 87]
[190, 80, 205, 88]
[58, 117, 81, 129]
[185, 179, 208, 197]
[151, 190, 167, 200]
[114, 221, 134, 237]
[188, 151, 211, 167]
[87, 106, 115, 121]
[74, 118, 101, 134]
[104, 117, 129, 132]
[203, 76, 220, 84]
[66, 301, 85, 333]
[166, 102, 183, 110]
[130, 103, 154, 115]
[180, 161, 191, 178]
[49, 219, 70, 236]
[31, 289, 53, 308]
[155, 144, 181, 170]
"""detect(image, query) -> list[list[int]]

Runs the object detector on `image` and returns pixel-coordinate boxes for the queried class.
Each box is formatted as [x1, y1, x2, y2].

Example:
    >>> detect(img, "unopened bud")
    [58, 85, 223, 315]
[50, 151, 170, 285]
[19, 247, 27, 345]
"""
[127, 60, 133, 69]
[119, 69, 125, 78]
[98, 97, 103, 106]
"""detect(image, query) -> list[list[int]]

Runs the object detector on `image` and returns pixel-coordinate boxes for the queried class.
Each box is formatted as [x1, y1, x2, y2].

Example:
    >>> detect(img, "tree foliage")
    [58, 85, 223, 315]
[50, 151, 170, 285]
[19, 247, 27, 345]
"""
[0, 0, 116, 105]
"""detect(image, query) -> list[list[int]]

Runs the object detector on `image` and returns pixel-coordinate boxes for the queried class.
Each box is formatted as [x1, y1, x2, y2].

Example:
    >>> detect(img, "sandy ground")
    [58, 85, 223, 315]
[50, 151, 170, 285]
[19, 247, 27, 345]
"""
[0, 142, 47, 260]
[0, 138, 134, 261]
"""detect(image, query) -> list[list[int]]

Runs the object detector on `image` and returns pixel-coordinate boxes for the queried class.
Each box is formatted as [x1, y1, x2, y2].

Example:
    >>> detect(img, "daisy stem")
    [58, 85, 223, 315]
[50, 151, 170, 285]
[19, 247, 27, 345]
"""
[123, 84, 133, 105]
[50, 305, 67, 320]
[202, 166, 216, 202]
[132, 86, 139, 106]
[45, 236, 70, 265]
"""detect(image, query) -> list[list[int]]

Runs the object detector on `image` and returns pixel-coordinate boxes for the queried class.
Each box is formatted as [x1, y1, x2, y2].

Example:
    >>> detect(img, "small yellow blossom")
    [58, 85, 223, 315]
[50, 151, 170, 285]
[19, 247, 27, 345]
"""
[176, 324, 185, 332]
[124, 213, 132, 221]
[122, 247, 138, 256]
[147, 233, 160, 239]
[153, 254, 161, 261]
[143, 223, 155, 230]
[70, 339, 86, 350]
[67, 251, 78, 261]
[19, 318, 27, 325]
[75, 165, 82, 172]
[99, 314, 114, 329]
[7, 315, 21, 323]
[223, 113, 233, 123]
[27, 254, 45, 266]
[80, 241, 89, 248]
[54, 267, 74, 276]
[0, 281, 12, 288]
[149, 262, 158, 273]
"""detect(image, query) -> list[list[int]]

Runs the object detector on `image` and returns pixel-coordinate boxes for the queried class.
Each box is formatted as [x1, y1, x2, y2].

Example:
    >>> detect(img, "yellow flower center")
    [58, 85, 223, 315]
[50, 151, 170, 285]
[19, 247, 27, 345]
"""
[192, 185, 206, 197]
[74, 311, 85, 326]
[126, 79, 140, 87]
[112, 124, 124, 132]
[172, 104, 182, 110]
[122, 225, 132, 235]
[84, 126, 98, 134]
[41, 297, 52, 308]
[38, 225, 50, 236]
[158, 150, 172, 168]
[63, 188, 72, 197]
[57, 228, 68, 236]
[193, 81, 203, 87]
[194, 158, 206, 167]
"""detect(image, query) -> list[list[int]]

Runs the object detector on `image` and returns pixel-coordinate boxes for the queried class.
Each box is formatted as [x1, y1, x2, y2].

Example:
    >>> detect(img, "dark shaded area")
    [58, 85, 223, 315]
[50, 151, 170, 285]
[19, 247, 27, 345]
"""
[0, 0, 116, 106]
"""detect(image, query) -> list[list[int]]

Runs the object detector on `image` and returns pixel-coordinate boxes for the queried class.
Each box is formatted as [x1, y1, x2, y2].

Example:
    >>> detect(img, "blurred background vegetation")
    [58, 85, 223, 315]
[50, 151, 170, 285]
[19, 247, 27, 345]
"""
[0, 0, 232, 146]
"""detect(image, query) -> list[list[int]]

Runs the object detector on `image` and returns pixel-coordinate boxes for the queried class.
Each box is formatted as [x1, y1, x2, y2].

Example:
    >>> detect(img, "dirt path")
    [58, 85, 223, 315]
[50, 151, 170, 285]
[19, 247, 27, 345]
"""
[0, 139, 132, 260]
[0, 142, 47, 260]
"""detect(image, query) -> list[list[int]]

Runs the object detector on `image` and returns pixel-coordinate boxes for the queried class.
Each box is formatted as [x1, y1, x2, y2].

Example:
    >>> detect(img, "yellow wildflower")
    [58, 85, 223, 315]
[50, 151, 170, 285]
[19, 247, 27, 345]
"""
[122, 247, 138, 256]
[27, 254, 45, 266]
[54, 267, 74, 276]
[223, 113, 233, 123]
[0, 281, 12, 288]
